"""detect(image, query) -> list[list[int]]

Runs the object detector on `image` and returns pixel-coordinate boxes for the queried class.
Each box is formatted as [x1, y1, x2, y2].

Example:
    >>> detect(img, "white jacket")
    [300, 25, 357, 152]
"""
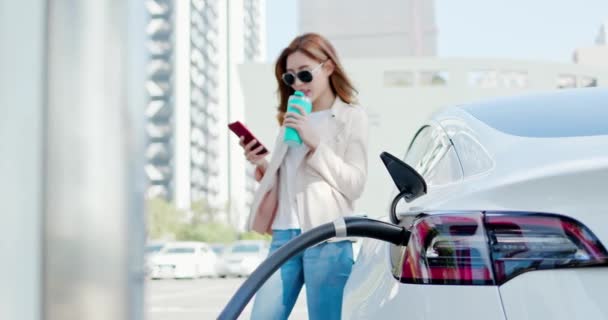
[247, 98, 369, 234]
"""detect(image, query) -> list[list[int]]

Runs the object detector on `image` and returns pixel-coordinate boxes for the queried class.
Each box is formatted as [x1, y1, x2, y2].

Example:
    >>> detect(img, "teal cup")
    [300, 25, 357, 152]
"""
[284, 91, 312, 147]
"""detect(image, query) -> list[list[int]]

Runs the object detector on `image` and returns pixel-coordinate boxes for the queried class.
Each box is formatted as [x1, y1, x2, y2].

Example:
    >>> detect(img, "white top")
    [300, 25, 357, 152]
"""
[272, 109, 333, 230]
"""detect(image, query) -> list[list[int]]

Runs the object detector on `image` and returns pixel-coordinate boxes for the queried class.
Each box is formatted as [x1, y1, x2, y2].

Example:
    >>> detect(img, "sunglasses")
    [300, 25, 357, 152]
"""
[281, 61, 325, 86]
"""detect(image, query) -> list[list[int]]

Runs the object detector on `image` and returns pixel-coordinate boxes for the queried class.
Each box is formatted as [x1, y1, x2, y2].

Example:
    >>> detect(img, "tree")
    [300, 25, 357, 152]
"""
[239, 231, 271, 241]
[175, 222, 237, 243]
[147, 197, 243, 244]
[191, 199, 218, 224]
[146, 197, 186, 240]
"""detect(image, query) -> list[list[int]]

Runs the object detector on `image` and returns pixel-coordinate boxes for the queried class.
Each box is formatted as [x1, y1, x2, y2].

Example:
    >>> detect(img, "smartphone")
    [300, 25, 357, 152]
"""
[228, 121, 268, 155]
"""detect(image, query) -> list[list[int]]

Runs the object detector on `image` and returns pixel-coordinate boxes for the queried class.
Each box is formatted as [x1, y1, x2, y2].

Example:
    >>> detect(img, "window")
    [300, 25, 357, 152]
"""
[449, 131, 494, 177]
[165, 247, 196, 254]
[404, 125, 463, 186]
[469, 70, 528, 89]
[419, 71, 449, 86]
[500, 71, 528, 89]
[146, 244, 164, 254]
[384, 71, 414, 87]
[557, 74, 577, 89]
[404, 126, 433, 169]
[230, 244, 261, 253]
[579, 76, 598, 88]
[468, 70, 499, 88]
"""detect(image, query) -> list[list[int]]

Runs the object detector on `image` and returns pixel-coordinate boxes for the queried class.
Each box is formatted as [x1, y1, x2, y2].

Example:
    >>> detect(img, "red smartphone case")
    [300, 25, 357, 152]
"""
[228, 121, 268, 155]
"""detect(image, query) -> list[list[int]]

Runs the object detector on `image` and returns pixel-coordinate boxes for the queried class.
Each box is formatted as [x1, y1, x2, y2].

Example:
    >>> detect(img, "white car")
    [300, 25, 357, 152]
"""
[144, 241, 165, 276]
[150, 241, 218, 279]
[343, 88, 608, 319]
[217, 240, 269, 277]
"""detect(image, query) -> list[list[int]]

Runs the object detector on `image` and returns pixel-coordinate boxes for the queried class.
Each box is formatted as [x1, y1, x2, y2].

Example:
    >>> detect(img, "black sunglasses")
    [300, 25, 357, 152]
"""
[281, 62, 325, 86]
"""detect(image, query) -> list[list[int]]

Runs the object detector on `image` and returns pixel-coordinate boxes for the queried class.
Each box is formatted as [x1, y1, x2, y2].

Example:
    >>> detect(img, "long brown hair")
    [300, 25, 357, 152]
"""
[274, 33, 358, 124]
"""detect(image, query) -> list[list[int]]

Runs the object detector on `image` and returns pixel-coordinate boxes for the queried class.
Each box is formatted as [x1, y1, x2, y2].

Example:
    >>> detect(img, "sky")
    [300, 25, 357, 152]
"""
[265, 0, 608, 63]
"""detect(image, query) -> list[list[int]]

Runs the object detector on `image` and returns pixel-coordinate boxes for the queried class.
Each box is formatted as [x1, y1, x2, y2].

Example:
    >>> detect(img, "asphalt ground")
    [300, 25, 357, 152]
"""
[146, 277, 308, 320]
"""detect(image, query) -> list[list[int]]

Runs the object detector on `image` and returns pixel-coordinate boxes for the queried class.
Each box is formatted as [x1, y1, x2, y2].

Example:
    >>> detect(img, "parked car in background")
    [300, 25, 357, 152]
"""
[150, 241, 218, 279]
[217, 240, 269, 278]
[342, 88, 608, 319]
[144, 241, 165, 276]
[146, 241, 166, 256]
[210, 243, 226, 256]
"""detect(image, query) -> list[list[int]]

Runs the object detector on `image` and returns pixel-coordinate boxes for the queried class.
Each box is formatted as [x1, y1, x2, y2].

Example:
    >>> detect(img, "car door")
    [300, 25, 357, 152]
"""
[200, 245, 215, 275]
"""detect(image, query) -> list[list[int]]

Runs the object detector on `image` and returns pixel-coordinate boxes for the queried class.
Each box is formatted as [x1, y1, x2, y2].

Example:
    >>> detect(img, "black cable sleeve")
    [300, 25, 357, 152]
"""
[343, 216, 410, 246]
[390, 190, 409, 224]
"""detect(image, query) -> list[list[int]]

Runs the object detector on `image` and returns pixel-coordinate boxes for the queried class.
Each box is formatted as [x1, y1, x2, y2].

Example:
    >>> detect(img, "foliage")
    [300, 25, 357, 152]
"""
[146, 197, 185, 240]
[239, 231, 272, 241]
[175, 222, 238, 243]
[146, 197, 238, 243]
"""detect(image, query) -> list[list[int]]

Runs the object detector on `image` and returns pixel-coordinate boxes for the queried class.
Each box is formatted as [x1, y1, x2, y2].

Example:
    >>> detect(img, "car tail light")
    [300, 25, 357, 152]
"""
[486, 212, 608, 284]
[400, 213, 495, 285]
[395, 212, 608, 286]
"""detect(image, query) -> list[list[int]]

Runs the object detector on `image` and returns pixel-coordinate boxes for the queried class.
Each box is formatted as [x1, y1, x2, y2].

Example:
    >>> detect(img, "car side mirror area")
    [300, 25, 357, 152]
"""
[380, 152, 427, 225]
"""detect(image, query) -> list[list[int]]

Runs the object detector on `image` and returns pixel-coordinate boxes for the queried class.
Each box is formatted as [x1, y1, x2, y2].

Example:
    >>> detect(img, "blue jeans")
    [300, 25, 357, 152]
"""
[250, 229, 354, 320]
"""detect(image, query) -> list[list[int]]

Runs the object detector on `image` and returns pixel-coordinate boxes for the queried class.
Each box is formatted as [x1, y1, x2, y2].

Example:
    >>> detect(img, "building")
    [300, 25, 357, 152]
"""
[573, 46, 608, 68]
[596, 21, 606, 45]
[144, 0, 175, 201]
[298, 0, 437, 58]
[573, 21, 608, 68]
[224, 0, 267, 229]
[239, 58, 608, 219]
[144, 0, 266, 226]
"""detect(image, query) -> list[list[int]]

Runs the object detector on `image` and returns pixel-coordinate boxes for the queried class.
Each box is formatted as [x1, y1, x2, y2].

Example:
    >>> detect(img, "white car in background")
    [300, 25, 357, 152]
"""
[144, 241, 165, 276]
[210, 243, 227, 256]
[343, 88, 608, 319]
[150, 241, 218, 279]
[217, 240, 269, 278]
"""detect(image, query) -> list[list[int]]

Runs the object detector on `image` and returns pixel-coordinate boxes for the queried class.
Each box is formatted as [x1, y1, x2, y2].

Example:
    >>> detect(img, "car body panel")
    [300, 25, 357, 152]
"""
[150, 241, 218, 279]
[217, 240, 269, 277]
[343, 239, 506, 319]
[343, 88, 608, 319]
[499, 269, 608, 320]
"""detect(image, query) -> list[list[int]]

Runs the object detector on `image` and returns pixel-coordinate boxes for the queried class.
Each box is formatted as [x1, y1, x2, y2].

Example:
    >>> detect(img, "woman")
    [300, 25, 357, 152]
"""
[240, 32, 368, 320]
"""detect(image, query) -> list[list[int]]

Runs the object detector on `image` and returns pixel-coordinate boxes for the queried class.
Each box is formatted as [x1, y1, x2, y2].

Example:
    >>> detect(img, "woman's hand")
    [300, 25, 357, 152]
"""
[283, 104, 321, 151]
[239, 137, 269, 170]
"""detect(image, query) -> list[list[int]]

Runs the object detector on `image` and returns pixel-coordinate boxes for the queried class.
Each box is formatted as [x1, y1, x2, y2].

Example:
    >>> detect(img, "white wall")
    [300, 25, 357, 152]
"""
[574, 46, 608, 67]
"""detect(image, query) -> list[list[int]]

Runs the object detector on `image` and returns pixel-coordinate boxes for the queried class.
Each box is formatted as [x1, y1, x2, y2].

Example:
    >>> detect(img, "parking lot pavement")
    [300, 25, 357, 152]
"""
[146, 277, 308, 320]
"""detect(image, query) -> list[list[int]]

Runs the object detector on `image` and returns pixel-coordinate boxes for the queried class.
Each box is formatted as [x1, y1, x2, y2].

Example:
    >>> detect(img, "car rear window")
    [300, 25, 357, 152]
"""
[231, 244, 261, 253]
[165, 247, 195, 254]
[146, 244, 163, 253]
[462, 89, 608, 138]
